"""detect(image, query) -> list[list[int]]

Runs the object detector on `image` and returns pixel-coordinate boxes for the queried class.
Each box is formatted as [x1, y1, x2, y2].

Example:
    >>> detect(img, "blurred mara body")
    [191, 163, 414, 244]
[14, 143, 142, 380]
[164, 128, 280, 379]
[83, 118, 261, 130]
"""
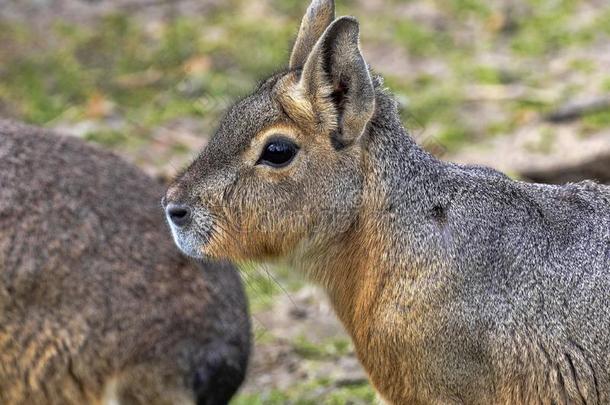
[0, 120, 250, 405]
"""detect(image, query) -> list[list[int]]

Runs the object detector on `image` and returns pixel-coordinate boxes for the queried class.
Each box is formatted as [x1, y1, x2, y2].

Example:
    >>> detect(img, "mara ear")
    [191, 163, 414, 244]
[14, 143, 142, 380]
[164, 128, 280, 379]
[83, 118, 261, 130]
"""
[289, 0, 335, 70]
[300, 17, 375, 146]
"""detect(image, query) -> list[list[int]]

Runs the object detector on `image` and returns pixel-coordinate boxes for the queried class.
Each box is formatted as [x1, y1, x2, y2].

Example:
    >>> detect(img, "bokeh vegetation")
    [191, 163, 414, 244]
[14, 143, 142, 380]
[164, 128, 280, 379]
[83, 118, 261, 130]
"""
[2, 0, 609, 162]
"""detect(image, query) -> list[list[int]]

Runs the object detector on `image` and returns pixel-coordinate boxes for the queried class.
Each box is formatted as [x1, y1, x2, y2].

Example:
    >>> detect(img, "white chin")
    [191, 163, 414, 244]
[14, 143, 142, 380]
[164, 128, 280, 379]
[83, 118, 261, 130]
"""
[170, 227, 204, 259]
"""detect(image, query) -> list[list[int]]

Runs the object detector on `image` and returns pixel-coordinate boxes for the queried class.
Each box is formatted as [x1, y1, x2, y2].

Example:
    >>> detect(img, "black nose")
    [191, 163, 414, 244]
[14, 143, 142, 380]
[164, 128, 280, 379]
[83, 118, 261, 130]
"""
[193, 349, 248, 405]
[166, 203, 192, 227]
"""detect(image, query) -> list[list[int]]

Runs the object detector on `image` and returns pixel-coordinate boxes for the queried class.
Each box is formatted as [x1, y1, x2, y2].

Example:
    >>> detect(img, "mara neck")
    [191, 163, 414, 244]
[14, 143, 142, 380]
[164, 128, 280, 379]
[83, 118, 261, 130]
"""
[295, 90, 442, 334]
[364, 87, 443, 201]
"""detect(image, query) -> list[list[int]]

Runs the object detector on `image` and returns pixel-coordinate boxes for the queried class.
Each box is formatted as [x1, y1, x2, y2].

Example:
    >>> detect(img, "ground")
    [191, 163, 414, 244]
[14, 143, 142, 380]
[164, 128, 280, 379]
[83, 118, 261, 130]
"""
[1, 0, 609, 403]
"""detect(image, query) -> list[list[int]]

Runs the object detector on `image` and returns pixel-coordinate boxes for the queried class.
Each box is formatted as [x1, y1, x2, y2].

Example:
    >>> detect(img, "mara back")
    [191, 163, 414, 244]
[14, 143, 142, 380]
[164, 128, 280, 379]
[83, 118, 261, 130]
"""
[0, 120, 250, 405]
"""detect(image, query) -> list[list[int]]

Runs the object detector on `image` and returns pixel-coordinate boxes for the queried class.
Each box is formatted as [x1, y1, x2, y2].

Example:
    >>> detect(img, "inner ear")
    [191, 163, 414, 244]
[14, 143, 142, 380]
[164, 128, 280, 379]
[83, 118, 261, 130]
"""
[320, 40, 349, 126]
[330, 79, 348, 113]
[329, 78, 349, 150]
[299, 17, 375, 146]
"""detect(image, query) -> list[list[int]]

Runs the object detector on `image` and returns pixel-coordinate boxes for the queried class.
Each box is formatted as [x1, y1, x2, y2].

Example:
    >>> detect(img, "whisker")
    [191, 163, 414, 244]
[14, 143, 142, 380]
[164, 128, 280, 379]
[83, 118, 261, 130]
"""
[260, 263, 299, 311]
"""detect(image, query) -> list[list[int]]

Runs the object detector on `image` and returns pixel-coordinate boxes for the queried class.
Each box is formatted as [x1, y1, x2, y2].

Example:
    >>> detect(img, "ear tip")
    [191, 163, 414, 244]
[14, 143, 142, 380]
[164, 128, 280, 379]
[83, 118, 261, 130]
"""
[308, 0, 335, 14]
[334, 16, 359, 27]
[330, 16, 360, 35]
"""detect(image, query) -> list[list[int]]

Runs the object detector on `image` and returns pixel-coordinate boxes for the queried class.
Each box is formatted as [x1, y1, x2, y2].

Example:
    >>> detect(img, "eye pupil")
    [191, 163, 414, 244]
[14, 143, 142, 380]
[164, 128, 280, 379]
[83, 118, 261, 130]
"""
[258, 138, 298, 167]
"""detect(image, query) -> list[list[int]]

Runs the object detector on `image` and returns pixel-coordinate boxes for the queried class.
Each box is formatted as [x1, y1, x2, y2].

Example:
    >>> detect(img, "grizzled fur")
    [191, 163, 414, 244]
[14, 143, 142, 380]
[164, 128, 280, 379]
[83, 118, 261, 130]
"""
[0, 121, 250, 405]
[164, 0, 610, 403]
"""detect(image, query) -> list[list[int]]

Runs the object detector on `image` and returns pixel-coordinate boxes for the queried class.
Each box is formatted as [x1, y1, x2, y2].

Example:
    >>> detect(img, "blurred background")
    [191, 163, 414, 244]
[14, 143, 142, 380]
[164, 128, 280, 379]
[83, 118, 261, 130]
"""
[1, 0, 609, 403]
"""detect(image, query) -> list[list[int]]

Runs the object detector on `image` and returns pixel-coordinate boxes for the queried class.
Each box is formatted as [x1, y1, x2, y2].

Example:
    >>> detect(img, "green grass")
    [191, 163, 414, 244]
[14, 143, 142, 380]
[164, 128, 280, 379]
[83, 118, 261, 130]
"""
[393, 20, 453, 57]
[240, 262, 304, 311]
[292, 335, 353, 360]
[0, 10, 291, 152]
[509, 0, 593, 56]
[582, 110, 610, 132]
[84, 130, 129, 147]
[231, 377, 376, 405]
[441, 0, 491, 19]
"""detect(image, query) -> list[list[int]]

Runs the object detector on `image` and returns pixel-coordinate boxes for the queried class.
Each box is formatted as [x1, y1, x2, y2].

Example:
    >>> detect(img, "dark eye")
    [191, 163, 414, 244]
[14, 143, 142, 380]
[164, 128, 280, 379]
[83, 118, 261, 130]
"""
[257, 138, 299, 168]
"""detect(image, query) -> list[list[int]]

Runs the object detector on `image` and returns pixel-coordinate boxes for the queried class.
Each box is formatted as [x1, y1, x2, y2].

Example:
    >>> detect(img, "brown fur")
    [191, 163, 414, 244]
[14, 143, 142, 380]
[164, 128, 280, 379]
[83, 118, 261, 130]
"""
[0, 120, 250, 404]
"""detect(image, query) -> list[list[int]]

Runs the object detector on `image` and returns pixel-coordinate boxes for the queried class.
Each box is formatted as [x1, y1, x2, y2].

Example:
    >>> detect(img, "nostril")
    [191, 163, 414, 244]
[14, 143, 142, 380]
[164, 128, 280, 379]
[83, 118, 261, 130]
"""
[166, 203, 192, 227]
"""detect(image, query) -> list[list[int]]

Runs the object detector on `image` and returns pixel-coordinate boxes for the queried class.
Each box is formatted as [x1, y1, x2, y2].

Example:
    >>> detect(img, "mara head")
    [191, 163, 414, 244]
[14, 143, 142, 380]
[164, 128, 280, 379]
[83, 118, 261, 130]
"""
[164, 0, 382, 263]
